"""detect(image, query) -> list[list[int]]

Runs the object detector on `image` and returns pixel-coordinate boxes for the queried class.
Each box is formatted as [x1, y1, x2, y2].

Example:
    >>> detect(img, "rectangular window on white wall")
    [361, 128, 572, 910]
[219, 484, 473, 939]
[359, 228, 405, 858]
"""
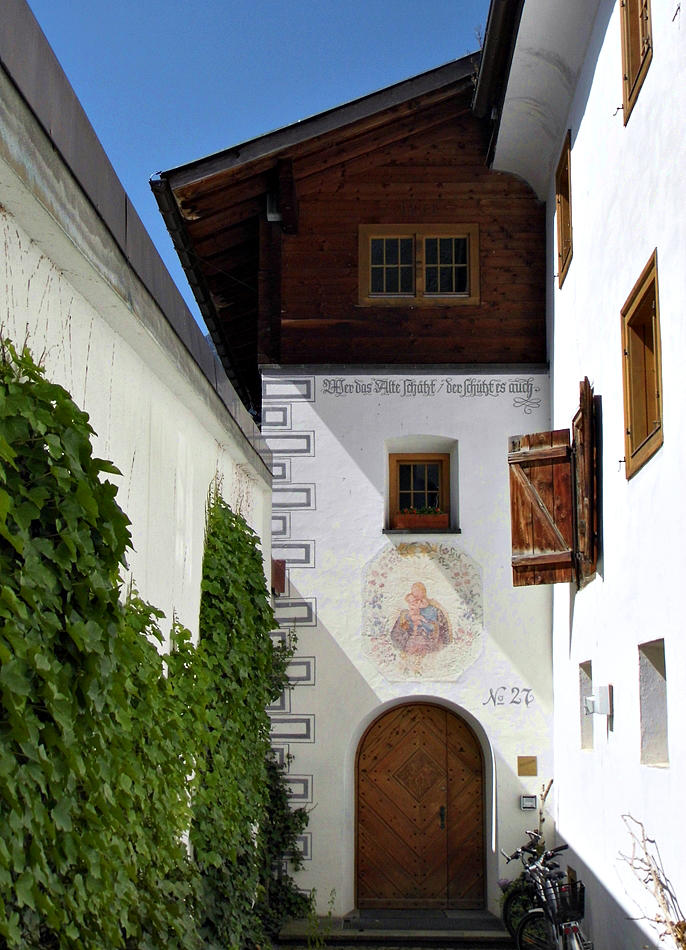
[639, 639, 669, 766]
[579, 661, 593, 750]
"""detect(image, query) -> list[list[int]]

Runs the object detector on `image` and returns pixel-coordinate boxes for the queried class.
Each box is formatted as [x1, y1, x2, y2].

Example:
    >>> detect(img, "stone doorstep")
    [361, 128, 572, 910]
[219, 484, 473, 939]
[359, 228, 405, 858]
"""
[278, 915, 513, 948]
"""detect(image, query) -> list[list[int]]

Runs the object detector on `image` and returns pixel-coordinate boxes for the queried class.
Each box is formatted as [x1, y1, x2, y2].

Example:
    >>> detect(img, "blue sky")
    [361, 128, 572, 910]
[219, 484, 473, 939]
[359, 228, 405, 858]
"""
[26, 0, 490, 326]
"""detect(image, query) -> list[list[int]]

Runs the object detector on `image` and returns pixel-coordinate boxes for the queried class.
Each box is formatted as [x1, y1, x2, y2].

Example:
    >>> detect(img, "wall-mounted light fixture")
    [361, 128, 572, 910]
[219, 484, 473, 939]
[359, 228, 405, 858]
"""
[584, 684, 613, 716]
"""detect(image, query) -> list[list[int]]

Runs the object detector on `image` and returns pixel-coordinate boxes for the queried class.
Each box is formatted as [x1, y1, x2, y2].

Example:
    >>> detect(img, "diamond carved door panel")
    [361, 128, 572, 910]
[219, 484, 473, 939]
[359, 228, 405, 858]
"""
[356, 703, 484, 908]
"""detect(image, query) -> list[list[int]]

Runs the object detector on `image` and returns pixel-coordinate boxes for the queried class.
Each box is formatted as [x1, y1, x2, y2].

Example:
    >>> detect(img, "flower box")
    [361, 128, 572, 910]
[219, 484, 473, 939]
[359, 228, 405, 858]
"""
[393, 512, 450, 531]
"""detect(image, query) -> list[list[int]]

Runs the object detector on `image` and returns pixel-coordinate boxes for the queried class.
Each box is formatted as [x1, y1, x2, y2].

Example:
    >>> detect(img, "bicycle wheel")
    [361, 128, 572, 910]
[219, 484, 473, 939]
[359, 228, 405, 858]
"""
[503, 884, 535, 937]
[516, 908, 557, 950]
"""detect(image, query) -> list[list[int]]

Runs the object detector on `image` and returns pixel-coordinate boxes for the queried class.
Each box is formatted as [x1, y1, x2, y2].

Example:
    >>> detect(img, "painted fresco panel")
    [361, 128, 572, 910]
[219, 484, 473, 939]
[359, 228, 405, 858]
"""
[362, 542, 482, 681]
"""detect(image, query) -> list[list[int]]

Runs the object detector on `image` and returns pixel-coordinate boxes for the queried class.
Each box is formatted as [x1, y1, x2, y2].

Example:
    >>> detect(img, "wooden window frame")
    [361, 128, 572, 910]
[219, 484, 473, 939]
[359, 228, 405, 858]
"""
[621, 249, 663, 479]
[388, 452, 450, 530]
[359, 224, 480, 307]
[555, 131, 572, 288]
[620, 0, 653, 124]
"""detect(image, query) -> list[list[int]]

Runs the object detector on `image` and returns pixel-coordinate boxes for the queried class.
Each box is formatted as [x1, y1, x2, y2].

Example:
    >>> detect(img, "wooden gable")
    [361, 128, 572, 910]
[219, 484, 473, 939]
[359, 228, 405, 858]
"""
[153, 57, 546, 416]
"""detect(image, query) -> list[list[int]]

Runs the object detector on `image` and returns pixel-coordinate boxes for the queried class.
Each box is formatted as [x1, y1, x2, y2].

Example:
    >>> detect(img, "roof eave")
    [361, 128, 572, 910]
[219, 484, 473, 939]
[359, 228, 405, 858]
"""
[471, 0, 525, 165]
[158, 55, 479, 191]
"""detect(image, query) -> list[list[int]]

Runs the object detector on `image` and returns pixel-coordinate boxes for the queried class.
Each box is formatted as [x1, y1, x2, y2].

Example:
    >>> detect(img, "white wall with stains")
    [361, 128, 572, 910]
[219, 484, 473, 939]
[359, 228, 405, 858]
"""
[0, 56, 272, 642]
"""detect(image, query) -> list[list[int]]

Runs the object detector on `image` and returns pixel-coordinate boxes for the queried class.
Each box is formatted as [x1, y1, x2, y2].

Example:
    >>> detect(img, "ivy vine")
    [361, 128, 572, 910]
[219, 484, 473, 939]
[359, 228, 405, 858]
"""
[191, 492, 310, 949]
[0, 340, 309, 948]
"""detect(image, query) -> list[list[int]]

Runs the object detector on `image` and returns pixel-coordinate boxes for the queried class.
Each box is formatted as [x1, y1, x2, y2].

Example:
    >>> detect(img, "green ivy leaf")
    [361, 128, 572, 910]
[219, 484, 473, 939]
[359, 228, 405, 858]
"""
[52, 797, 73, 832]
[15, 870, 36, 909]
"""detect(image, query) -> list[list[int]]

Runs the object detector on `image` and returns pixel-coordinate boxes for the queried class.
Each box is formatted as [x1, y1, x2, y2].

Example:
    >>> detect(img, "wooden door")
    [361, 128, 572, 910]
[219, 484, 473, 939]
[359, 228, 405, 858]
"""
[356, 703, 484, 908]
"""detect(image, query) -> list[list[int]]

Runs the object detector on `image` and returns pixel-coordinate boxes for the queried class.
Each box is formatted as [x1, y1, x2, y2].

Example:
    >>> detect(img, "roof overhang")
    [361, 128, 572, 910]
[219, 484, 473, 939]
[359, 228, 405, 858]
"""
[475, 0, 603, 199]
[151, 55, 479, 412]
[157, 57, 478, 192]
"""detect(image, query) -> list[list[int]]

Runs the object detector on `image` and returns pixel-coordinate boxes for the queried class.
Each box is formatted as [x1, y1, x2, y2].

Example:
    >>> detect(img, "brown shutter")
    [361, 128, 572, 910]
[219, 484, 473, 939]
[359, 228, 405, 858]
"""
[271, 558, 287, 595]
[572, 377, 599, 588]
[508, 430, 574, 586]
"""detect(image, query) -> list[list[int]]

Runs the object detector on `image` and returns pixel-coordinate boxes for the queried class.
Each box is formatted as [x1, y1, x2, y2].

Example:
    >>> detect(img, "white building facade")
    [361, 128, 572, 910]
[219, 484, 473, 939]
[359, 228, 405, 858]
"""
[262, 367, 554, 916]
[480, 1, 686, 945]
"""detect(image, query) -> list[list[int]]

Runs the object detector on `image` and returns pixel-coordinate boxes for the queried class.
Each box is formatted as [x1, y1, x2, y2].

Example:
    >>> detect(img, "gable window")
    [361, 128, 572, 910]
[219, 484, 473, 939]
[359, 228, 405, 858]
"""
[555, 131, 572, 287]
[388, 452, 450, 530]
[620, 0, 653, 123]
[621, 250, 662, 479]
[370, 236, 415, 294]
[359, 225, 479, 307]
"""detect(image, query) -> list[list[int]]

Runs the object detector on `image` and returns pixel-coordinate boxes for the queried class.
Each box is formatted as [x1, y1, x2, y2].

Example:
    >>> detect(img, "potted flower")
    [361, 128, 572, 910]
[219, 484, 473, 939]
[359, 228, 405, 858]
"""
[393, 506, 450, 530]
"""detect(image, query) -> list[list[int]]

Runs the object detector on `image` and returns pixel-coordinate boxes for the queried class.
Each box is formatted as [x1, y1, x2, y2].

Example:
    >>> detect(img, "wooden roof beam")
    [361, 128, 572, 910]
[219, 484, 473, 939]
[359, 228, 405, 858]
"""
[276, 159, 298, 234]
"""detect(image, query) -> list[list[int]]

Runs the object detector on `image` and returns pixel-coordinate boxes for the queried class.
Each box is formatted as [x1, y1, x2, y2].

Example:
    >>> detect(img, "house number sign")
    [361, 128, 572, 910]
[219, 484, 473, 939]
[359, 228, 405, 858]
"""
[482, 686, 535, 707]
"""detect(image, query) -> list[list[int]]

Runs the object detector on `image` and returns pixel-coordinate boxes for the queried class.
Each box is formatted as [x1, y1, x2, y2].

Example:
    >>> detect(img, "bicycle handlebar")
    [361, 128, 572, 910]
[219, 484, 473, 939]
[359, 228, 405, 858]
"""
[501, 831, 543, 863]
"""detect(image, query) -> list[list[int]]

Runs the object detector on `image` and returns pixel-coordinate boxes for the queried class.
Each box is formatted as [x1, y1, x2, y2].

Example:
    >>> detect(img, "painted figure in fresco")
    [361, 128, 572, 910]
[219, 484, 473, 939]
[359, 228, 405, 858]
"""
[390, 582, 451, 658]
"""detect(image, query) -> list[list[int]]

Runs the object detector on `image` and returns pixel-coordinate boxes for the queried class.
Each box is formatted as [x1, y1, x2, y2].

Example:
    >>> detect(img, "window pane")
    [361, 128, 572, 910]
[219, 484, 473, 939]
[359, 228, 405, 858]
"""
[386, 269, 399, 293]
[440, 267, 453, 293]
[413, 464, 425, 491]
[454, 238, 467, 265]
[426, 464, 439, 491]
[400, 238, 413, 264]
[371, 267, 384, 293]
[426, 267, 438, 293]
[371, 239, 384, 265]
[385, 239, 399, 265]
[400, 266, 414, 293]
[425, 238, 438, 264]
[427, 492, 439, 509]
[439, 238, 453, 265]
[455, 268, 468, 293]
[398, 492, 412, 510]
[399, 464, 411, 490]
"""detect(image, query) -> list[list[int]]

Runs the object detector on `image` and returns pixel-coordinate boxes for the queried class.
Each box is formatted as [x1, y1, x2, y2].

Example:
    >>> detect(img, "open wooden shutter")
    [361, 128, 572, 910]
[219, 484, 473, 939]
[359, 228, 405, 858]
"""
[508, 430, 574, 586]
[572, 377, 599, 588]
[271, 558, 287, 595]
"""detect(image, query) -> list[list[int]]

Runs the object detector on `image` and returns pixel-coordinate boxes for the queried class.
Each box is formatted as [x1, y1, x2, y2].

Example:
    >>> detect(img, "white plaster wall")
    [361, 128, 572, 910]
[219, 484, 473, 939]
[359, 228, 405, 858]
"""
[0, 206, 270, 643]
[544, 4, 686, 946]
[265, 369, 554, 915]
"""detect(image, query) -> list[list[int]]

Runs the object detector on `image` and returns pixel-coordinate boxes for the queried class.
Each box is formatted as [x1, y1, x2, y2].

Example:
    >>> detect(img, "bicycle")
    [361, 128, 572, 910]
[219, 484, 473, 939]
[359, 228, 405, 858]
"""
[499, 829, 542, 936]
[515, 848, 593, 950]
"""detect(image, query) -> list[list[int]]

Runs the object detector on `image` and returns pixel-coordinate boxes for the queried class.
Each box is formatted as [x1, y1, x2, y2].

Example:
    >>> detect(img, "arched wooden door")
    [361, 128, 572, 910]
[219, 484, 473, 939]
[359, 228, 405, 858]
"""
[356, 703, 484, 908]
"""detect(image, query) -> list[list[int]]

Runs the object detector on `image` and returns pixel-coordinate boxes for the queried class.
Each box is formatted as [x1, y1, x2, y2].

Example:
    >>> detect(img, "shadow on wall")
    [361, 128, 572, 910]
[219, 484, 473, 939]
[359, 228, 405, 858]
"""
[554, 831, 661, 950]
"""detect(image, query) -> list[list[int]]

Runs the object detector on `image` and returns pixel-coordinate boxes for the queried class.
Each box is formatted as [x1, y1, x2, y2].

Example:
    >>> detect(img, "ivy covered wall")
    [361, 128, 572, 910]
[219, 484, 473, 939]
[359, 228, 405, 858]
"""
[0, 341, 307, 948]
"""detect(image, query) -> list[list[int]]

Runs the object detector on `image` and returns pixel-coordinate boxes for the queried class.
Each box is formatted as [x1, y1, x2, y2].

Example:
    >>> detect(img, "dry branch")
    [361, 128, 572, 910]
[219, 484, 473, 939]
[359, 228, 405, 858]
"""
[619, 814, 686, 948]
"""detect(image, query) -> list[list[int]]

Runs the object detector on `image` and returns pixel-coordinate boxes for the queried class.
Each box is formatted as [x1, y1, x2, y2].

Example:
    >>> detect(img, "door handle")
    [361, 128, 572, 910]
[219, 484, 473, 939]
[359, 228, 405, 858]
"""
[439, 805, 445, 829]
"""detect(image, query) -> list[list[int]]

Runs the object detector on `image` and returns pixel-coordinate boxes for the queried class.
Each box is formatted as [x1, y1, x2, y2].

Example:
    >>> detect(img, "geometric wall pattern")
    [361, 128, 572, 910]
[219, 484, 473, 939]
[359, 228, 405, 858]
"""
[263, 375, 319, 865]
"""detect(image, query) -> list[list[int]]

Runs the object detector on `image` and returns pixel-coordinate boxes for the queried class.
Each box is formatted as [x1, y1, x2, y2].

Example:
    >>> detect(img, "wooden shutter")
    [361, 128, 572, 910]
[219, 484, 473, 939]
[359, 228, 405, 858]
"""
[508, 430, 574, 586]
[271, 558, 287, 595]
[572, 377, 599, 588]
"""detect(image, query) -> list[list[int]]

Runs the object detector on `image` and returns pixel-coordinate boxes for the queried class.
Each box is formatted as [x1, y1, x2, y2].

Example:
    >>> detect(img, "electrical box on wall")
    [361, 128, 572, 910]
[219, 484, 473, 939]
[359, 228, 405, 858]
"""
[584, 684, 613, 716]
[520, 795, 537, 810]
